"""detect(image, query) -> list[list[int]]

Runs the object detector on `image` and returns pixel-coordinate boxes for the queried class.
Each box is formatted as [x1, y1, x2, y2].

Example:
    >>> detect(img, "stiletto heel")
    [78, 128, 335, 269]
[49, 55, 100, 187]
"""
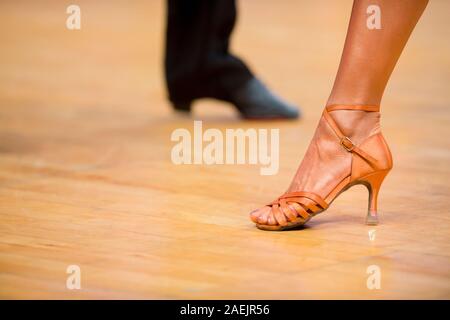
[360, 170, 389, 226]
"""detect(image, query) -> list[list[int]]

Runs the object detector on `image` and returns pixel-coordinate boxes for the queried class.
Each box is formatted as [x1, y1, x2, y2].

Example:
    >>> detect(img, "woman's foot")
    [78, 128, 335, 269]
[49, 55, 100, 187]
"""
[250, 105, 393, 230]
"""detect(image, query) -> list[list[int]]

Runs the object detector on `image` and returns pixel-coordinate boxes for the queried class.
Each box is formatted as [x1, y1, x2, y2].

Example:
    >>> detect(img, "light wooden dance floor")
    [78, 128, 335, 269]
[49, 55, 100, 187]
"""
[0, 0, 449, 299]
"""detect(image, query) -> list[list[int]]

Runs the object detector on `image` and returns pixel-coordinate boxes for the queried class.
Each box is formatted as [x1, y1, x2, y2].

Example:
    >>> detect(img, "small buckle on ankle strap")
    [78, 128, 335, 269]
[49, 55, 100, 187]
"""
[340, 136, 354, 152]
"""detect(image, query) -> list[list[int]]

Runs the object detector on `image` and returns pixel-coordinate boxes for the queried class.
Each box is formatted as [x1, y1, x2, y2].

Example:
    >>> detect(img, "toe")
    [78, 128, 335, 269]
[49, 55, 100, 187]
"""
[256, 207, 271, 225]
[249, 209, 260, 223]
[250, 206, 268, 223]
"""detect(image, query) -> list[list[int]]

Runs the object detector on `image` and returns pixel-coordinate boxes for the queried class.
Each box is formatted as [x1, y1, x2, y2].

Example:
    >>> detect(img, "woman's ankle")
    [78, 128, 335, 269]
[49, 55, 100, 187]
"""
[325, 108, 381, 145]
[326, 92, 382, 107]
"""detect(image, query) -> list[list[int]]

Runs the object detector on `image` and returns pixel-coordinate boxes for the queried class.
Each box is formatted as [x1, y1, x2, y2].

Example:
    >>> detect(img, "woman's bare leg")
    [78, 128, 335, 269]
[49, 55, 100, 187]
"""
[327, 0, 428, 107]
[251, 0, 428, 227]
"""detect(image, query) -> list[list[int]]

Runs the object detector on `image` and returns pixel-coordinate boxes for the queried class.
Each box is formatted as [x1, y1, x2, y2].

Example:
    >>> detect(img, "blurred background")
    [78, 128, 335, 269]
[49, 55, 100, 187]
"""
[1, 0, 448, 119]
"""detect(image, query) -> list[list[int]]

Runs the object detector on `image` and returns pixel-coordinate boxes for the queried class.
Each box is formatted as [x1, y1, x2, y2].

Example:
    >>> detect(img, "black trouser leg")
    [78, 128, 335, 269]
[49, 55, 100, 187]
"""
[165, 0, 253, 104]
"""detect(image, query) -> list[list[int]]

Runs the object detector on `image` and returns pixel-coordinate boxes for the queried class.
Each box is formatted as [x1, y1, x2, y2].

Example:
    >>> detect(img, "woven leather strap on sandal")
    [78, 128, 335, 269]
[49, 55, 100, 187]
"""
[268, 191, 329, 224]
[323, 104, 380, 168]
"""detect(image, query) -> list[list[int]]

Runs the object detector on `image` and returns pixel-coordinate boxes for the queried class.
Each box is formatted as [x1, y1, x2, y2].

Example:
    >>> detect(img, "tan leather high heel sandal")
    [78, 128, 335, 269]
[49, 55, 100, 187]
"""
[250, 105, 393, 231]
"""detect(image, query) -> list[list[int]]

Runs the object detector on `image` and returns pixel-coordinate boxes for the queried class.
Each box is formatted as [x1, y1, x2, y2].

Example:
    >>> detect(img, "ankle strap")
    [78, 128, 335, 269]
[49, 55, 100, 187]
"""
[322, 107, 379, 168]
[326, 105, 380, 112]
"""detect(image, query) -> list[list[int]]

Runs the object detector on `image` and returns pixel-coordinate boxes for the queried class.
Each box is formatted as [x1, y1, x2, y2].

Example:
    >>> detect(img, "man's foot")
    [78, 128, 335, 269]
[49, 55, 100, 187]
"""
[171, 77, 300, 120]
[231, 78, 300, 119]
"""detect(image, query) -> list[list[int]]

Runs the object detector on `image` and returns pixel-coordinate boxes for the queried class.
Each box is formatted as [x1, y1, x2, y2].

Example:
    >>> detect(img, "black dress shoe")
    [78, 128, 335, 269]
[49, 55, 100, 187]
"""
[172, 101, 192, 112]
[230, 78, 300, 119]
[171, 77, 300, 120]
